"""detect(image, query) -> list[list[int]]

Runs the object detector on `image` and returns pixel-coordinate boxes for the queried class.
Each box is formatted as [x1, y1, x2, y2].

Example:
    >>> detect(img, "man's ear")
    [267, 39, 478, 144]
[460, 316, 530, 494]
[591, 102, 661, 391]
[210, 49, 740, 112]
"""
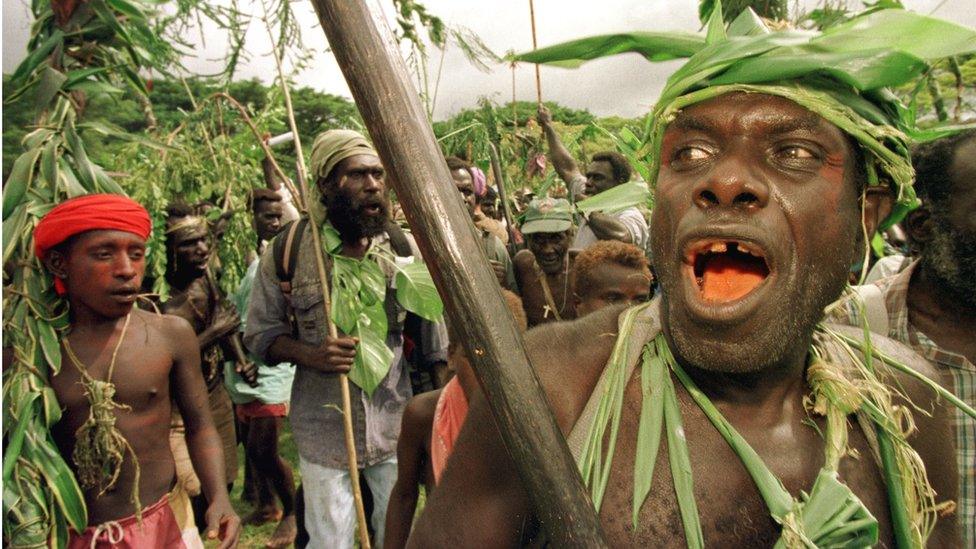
[861, 186, 895, 238]
[44, 251, 68, 281]
[904, 206, 934, 248]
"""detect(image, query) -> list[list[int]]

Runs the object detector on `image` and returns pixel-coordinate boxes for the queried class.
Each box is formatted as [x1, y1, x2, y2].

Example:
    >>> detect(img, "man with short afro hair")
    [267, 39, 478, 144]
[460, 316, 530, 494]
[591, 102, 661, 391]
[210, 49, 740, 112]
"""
[571, 240, 652, 317]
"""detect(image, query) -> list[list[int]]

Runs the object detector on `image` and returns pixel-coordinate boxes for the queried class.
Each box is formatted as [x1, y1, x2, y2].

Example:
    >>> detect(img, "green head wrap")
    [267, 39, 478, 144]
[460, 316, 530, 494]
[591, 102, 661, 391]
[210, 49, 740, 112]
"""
[309, 129, 378, 182]
[515, 3, 976, 228]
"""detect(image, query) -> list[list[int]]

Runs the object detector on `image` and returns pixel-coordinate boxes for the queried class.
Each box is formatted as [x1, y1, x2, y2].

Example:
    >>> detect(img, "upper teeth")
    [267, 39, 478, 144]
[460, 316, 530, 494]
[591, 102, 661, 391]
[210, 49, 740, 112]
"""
[700, 240, 764, 258]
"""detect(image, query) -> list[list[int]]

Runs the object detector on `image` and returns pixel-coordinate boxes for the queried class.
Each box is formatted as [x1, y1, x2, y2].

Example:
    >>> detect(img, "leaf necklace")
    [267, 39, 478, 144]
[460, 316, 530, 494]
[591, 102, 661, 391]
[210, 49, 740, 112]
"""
[535, 255, 568, 321]
[62, 312, 142, 520]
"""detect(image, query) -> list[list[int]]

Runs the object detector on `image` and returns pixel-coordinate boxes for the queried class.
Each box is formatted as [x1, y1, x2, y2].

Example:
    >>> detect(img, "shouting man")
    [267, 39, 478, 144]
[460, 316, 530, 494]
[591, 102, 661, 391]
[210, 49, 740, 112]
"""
[411, 9, 966, 547]
[513, 198, 576, 326]
[245, 130, 448, 548]
[35, 194, 239, 548]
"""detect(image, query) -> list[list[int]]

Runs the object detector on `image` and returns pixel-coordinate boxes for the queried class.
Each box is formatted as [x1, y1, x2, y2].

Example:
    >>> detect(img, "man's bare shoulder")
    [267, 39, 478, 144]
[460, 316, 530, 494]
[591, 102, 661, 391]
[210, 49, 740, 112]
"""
[404, 389, 441, 427]
[822, 322, 942, 397]
[525, 304, 625, 432]
[132, 308, 195, 347]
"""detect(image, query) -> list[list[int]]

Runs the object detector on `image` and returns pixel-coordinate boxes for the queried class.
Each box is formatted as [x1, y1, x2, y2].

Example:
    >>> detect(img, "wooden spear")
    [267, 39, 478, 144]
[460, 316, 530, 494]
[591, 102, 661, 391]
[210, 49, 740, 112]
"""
[528, 0, 543, 105]
[261, 2, 371, 546]
[487, 142, 519, 256]
[309, 1, 607, 546]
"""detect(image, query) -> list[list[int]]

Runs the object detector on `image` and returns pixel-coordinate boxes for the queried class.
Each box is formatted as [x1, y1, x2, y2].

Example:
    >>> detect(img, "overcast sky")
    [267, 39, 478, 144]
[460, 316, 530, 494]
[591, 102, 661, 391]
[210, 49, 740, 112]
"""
[4, 0, 974, 120]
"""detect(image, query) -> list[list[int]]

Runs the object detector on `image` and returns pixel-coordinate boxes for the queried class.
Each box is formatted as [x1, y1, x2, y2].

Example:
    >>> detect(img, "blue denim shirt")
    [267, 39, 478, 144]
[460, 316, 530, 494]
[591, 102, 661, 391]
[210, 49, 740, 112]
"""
[244, 224, 448, 468]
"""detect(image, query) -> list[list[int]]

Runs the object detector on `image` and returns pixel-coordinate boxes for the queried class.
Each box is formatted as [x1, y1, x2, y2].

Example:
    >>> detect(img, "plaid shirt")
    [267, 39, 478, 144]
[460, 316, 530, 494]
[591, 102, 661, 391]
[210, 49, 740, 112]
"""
[831, 261, 975, 544]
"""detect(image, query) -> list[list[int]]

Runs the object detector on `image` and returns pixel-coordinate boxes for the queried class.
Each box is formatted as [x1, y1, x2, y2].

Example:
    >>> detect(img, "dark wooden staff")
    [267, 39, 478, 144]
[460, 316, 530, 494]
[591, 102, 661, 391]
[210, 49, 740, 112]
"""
[309, 1, 607, 546]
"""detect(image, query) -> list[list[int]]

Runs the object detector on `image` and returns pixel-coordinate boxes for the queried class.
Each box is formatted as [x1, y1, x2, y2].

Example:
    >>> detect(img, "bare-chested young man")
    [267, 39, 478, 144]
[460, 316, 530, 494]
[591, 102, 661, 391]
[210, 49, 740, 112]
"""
[411, 78, 961, 549]
[513, 198, 576, 326]
[35, 194, 239, 547]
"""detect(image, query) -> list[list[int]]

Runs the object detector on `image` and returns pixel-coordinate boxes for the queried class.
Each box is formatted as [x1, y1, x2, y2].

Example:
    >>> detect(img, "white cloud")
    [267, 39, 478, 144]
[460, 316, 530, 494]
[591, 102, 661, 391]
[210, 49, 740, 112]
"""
[4, 0, 974, 120]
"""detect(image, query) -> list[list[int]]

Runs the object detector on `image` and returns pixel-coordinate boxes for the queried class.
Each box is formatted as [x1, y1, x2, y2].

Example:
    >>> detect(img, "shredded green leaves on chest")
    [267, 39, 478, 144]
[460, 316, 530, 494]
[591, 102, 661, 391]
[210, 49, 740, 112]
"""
[578, 302, 972, 548]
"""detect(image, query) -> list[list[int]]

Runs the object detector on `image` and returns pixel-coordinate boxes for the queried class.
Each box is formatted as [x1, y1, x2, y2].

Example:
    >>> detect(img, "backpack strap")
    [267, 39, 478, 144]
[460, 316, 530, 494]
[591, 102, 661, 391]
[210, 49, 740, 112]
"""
[853, 283, 889, 336]
[273, 217, 309, 296]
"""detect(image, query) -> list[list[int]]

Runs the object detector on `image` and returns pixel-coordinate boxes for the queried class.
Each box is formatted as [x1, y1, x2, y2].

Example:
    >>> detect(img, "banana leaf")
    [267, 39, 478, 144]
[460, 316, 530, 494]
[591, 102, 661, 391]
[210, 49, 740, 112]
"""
[395, 261, 443, 322]
[348, 302, 394, 398]
[575, 181, 651, 215]
[512, 32, 706, 68]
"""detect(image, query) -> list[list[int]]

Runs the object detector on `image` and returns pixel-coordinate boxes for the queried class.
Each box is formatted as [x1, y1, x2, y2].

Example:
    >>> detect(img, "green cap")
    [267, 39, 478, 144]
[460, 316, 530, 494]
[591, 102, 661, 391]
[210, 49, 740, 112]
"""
[521, 197, 573, 234]
[309, 129, 378, 181]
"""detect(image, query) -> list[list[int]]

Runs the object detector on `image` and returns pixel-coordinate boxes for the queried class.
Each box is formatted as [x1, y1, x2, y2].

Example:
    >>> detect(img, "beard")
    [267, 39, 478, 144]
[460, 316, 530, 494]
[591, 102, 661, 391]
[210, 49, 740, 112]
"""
[921, 215, 976, 308]
[654, 227, 853, 375]
[322, 189, 390, 241]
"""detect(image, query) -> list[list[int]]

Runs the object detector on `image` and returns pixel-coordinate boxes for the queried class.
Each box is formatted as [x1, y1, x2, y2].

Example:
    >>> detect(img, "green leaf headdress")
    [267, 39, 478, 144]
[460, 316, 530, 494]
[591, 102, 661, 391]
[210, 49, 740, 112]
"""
[513, 2, 976, 228]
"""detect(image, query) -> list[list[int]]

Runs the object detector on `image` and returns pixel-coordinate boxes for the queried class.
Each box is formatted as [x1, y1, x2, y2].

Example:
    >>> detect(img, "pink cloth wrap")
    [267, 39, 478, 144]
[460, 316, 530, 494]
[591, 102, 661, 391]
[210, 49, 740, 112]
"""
[470, 166, 487, 197]
[430, 377, 469, 485]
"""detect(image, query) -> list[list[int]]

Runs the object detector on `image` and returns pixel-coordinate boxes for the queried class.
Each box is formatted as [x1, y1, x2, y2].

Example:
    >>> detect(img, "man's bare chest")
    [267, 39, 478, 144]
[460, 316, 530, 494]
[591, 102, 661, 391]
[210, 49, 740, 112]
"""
[589, 376, 893, 546]
[53, 331, 172, 419]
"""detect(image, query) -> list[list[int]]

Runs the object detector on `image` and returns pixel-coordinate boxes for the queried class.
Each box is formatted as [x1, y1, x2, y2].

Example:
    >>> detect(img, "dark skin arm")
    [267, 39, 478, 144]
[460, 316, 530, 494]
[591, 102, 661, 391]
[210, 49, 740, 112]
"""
[197, 305, 240, 350]
[266, 333, 355, 374]
[537, 105, 582, 186]
[384, 391, 439, 549]
[168, 316, 240, 548]
[586, 211, 633, 243]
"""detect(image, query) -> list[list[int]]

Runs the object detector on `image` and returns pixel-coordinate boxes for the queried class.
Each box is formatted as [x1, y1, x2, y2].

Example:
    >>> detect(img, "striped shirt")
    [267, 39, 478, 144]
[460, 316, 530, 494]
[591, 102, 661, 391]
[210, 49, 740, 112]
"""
[831, 261, 975, 545]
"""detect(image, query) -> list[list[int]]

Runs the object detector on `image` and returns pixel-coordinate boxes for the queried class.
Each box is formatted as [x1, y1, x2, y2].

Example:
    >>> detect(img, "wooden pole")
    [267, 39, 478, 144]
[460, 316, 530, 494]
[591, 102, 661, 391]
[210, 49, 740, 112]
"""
[261, 2, 371, 546]
[488, 142, 519, 256]
[528, 0, 542, 105]
[309, 1, 607, 546]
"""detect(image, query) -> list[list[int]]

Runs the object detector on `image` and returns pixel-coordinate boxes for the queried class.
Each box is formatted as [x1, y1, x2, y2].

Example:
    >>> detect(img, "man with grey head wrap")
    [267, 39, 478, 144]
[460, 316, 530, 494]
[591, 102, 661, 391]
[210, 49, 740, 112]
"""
[244, 130, 449, 548]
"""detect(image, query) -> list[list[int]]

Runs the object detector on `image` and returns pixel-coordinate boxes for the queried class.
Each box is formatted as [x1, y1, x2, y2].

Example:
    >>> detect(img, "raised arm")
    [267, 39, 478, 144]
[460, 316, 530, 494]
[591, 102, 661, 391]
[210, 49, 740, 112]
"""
[538, 105, 582, 187]
[168, 315, 240, 548]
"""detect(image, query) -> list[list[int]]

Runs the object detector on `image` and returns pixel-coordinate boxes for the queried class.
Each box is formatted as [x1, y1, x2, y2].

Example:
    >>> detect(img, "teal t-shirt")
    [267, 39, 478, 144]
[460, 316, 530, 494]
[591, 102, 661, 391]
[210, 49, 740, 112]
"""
[224, 258, 295, 405]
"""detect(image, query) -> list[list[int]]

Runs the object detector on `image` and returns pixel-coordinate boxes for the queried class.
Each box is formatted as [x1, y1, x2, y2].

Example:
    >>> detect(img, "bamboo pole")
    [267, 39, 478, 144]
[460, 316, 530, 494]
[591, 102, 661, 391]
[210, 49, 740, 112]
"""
[488, 142, 519, 256]
[260, 3, 371, 546]
[308, 1, 607, 546]
[528, 0, 542, 105]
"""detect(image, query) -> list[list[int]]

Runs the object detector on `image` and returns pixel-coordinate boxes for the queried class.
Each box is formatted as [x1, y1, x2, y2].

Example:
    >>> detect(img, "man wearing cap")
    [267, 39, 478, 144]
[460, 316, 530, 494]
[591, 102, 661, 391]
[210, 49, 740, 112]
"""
[33, 194, 239, 548]
[537, 106, 649, 253]
[412, 7, 967, 547]
[513, 198, 576, 326]
[244, 130, 448, 548]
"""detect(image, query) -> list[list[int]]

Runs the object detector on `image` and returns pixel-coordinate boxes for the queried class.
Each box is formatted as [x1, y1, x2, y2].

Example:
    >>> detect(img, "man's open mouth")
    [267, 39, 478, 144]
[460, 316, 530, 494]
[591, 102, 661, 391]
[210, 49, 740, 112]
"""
[687, 240, 770, 302]
[362, 202, 385, 216]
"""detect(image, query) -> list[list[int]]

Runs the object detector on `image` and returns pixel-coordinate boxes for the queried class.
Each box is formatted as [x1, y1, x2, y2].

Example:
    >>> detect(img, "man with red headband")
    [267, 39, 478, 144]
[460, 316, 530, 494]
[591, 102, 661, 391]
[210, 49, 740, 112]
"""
[35, 194, 240, 548]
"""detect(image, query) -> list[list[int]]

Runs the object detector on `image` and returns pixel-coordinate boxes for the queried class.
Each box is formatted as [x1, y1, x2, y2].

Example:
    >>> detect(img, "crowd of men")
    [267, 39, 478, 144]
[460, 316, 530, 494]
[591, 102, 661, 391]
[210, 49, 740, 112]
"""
[14, 13, 976, 549]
